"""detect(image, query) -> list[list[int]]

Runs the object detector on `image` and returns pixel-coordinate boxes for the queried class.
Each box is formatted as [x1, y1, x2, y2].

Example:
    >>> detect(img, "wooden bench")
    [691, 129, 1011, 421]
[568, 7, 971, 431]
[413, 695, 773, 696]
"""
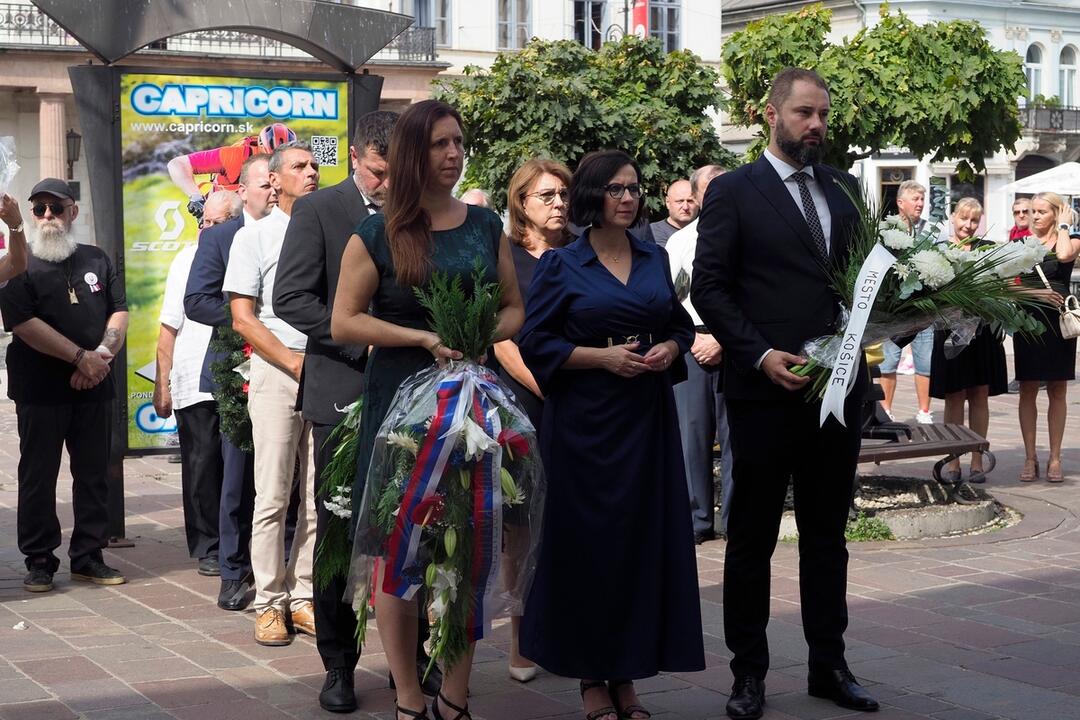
[859, 422, 993, 501]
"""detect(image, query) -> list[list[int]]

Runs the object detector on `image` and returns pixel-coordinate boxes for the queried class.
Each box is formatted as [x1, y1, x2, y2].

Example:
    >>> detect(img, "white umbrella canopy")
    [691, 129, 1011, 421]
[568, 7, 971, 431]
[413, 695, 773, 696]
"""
[1002, 161, 1080, 196]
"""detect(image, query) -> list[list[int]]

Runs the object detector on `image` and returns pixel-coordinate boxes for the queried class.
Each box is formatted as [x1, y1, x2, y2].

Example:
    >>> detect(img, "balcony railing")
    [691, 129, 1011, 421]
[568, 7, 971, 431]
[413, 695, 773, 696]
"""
[1020, 104, 1080, 134]
[0, 2, 437, 64]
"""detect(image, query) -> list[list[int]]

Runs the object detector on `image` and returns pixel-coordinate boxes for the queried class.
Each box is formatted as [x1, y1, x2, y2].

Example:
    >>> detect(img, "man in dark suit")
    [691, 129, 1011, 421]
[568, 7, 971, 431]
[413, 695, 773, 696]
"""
[275, 111, 441, 713]
[692, 68, 879, 719]
[185, 154, 275, 611]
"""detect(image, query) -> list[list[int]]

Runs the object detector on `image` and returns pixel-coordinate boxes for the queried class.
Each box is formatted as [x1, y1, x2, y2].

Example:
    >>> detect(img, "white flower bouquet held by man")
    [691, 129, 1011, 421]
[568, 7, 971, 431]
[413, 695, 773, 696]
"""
[793, 183, 1051, 425]
[345, 265, 545, 676]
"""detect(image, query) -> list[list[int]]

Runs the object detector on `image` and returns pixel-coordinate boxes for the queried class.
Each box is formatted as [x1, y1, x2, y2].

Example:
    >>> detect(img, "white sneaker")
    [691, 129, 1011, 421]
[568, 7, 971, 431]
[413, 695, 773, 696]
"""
[915, 409, 934, 424]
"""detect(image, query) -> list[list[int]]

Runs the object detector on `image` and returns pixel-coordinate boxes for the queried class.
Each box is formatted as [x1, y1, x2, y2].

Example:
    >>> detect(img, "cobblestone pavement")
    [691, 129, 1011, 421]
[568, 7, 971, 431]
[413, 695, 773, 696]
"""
[0, 362, 1078, 719]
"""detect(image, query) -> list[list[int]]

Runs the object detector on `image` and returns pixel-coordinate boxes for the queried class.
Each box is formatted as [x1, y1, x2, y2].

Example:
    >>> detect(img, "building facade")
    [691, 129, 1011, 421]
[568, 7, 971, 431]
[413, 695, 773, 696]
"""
[723, 0, 1080, 240]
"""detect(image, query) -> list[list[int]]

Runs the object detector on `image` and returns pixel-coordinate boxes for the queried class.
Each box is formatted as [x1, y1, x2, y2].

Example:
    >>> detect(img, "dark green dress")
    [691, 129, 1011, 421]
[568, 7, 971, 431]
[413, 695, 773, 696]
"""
[350, 206, 504, 510]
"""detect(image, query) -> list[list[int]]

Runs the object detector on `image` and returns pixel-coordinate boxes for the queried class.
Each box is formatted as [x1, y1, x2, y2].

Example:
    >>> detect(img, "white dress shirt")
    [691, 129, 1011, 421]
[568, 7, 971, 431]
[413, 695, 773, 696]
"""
[763, 148, 832, 253]
[222, 206, 308, 351]
[665, 217, 704, 326]
[159, 245, 214, 410]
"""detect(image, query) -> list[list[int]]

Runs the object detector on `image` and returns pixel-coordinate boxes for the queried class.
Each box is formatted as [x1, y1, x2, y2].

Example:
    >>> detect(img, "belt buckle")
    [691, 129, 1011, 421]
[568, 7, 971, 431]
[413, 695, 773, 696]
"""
[625, 334, 639, 345]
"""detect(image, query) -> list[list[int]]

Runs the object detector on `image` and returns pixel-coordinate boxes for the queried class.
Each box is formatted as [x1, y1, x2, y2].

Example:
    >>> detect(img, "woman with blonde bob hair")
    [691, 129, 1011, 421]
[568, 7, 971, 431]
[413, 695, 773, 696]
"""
[1012, 191, 1080, 483]
[493, 157, 572, 684]
[929, 197, 1007, 482]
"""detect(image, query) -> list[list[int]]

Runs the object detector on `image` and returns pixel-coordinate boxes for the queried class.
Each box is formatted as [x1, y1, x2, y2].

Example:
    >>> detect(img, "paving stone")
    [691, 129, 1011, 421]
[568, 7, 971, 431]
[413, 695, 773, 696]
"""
[131, 676, 249, 708]
[0, 700, 78, 720]
[48, 678, 149, 713]
[15, 656, 109, 685]
[929, 709, 996, 720]
[0, 679, 50, 703]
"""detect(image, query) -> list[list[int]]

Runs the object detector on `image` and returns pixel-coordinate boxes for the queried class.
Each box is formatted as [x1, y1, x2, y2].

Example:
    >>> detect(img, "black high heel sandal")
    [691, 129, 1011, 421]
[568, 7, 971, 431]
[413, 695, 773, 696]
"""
[608, 680, 651, 720]
[396, 702, 430, 720]
[580, 680, 617, 720]
[432, 691, 471, 720]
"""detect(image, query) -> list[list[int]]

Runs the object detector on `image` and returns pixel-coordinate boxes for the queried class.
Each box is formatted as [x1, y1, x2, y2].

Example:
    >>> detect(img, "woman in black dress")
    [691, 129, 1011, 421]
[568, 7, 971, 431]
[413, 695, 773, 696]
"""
[331, 101, 524, 720]
[1013, 191, 1080, 483]
[930, 198, 1007, 482]
[492, 158, 572, 684]
[518, 151, 704, 720]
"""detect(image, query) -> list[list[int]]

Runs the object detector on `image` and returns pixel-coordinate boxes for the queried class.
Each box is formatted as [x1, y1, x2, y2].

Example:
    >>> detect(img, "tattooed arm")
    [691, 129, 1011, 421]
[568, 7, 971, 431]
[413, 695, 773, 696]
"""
[97, 311, 130, 358]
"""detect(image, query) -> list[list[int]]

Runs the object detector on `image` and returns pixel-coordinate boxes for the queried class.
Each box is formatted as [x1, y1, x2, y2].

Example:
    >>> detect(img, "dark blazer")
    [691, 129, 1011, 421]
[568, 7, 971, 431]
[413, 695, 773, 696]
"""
[184, 215, 245, 393]
[691, 155, 866, 404]
[274, 176, 369, 426]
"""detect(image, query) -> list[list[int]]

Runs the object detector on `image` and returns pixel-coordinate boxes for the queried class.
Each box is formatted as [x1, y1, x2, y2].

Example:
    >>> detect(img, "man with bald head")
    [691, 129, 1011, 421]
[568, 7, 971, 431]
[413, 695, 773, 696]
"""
[650, 178, 698, 247]
[155, 190, 242, 577]
[666, 165, 732, 543]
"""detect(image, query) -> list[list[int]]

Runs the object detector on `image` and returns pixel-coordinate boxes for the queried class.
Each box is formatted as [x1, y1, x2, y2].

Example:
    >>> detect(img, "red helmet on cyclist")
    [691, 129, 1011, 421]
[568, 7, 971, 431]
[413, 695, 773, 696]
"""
[257, 123, 297, 153]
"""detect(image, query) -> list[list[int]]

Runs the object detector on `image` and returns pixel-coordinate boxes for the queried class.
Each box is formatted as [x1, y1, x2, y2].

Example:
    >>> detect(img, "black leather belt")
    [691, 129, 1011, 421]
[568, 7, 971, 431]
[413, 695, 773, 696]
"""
[590, 333, 654, 347]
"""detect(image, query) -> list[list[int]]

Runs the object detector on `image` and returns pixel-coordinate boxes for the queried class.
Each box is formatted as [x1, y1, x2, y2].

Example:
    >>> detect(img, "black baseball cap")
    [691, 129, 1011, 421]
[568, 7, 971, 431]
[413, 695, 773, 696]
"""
[28, 178, 75, 202]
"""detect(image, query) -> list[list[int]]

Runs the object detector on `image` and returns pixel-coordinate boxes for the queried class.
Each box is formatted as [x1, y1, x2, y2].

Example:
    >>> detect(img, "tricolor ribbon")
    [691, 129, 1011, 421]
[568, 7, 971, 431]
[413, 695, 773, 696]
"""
[819, 243, 897, 427]
[465, 388, 502, 642]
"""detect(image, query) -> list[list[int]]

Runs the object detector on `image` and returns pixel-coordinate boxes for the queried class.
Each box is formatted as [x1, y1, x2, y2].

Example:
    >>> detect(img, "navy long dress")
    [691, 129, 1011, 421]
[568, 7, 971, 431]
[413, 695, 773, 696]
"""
[517, 230, 705, 680]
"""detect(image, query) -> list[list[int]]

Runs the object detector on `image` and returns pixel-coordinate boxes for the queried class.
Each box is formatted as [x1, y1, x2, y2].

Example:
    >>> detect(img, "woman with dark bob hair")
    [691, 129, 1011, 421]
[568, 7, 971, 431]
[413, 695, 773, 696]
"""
[332, 100, 524, 720]
[517, 150, 705, 720]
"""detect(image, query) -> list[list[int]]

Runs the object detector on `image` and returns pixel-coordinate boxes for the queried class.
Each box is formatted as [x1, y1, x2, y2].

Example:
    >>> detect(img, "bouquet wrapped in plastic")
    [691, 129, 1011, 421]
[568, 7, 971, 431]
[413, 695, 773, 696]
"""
[794, 183, 1051, 426]
[344, 266, 546, 675]
[0, 136, 20, 195]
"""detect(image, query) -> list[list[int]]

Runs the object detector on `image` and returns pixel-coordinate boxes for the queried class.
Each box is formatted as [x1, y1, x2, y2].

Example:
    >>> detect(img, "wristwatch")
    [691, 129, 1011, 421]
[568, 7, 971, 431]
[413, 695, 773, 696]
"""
[1060, 223, 1071, 231]
[8, 222, 22, 234]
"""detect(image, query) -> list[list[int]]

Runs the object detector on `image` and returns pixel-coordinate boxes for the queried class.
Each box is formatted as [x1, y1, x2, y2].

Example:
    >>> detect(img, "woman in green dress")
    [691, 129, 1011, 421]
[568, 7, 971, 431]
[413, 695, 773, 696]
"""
[331, 101, 523, 720]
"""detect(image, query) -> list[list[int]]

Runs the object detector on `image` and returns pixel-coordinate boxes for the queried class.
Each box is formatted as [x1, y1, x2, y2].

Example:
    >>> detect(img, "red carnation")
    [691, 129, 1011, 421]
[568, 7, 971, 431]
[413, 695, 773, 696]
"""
[242, 343, 253, 358]
[497, 429, 529, 460]
[410, 495, 445, 526]
[242, 382, 250, 394]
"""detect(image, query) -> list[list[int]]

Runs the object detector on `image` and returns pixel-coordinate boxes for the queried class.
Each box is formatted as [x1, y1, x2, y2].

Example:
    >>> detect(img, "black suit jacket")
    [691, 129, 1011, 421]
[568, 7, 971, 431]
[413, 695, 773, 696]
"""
[184, 215, 245, 393]
[274, 176, 369, 425]
[691, 155, 867, 404]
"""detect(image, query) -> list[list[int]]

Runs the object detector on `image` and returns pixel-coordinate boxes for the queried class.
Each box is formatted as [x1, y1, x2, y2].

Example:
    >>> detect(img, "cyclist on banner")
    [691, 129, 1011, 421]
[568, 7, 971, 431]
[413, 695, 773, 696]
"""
[167, 123, 295, 220]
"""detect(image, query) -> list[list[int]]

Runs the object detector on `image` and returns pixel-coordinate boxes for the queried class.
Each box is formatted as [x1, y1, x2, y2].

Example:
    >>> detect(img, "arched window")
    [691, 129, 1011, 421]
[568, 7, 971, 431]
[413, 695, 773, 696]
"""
[1061, 46, 1077, 106]
[1026, 44, 1044, 101]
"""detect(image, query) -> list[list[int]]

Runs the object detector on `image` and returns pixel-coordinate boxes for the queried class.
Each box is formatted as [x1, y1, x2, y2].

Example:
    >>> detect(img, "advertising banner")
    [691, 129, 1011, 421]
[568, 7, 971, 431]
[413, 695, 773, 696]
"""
[119, 71, 349, 451]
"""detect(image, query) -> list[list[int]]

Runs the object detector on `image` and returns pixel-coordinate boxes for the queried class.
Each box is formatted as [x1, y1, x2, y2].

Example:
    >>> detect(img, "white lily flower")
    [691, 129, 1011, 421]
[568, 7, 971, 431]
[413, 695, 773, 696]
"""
[462, 417, 498, 461]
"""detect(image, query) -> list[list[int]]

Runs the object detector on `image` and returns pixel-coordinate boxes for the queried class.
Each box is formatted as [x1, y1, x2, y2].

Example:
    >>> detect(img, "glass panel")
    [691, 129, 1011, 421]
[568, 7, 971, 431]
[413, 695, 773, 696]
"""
[1062, 46, 1076, 65]
[517, 0, 530, 19]
[1026, 44, 1042, 63]
[498, 22, 509, 49]
[498, 0, 510, 22]
[516, 23, 528, 49]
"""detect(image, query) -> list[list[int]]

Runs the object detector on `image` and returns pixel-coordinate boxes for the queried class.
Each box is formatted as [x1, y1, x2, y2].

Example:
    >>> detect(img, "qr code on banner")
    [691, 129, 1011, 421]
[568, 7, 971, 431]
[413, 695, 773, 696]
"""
[310, 136, 339, 166]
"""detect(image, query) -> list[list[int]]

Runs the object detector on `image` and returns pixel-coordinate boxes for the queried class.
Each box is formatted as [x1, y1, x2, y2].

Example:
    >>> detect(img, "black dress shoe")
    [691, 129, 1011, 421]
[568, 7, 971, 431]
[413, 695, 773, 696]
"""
[694, 530, 716, 546]
[807, 668, 879, 712]
[198, 555, 220, 576]
[216, 575, 253, 611]
[319, 668, 357, 713]
[388, 658, 443, 697]
[726, 675, 765, 719]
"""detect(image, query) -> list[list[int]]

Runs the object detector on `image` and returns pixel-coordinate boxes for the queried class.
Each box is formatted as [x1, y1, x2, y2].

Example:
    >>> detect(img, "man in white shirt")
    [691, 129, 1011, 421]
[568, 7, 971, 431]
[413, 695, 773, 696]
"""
[666, 164, 731, 543]
[154, 190, 242, 577]
[223, 142, 319, 646]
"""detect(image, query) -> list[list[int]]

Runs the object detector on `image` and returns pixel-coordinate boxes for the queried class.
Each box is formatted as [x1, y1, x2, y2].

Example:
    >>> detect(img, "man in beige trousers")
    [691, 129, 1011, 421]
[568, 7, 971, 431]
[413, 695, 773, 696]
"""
[223, 141, 320, 645]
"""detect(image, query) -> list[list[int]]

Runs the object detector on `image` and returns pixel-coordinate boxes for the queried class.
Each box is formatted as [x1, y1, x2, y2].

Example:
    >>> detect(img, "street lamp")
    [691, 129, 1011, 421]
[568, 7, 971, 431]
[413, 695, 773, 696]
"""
[66, 128, 81, 180]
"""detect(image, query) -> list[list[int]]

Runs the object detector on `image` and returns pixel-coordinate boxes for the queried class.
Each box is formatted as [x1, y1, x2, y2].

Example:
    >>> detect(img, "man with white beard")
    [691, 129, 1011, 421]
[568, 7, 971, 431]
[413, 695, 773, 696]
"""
[0, 178, 129, 593]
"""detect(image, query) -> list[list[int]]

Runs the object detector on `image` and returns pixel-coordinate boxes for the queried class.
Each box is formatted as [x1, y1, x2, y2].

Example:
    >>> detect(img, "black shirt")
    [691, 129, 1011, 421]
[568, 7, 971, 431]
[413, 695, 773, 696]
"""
[0, 245, 126, 404]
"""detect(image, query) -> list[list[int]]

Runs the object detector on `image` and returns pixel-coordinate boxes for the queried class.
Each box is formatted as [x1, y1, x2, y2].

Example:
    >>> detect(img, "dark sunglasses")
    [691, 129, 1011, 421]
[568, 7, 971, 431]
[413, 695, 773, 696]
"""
[1013, 209, 1030, 215]
[31, 202, 70, 217]
[603, 183, 643, 200]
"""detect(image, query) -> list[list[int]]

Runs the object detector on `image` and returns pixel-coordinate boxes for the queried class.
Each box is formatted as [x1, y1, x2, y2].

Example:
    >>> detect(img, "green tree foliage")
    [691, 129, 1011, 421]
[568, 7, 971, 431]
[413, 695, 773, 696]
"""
[722, 4, 1026, 174]
[434, 36, 737, 216]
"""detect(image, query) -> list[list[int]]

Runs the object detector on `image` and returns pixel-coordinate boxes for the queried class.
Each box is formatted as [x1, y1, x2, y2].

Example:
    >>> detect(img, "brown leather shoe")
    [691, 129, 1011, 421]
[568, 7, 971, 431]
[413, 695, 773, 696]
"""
[254, 608, 292, 646]
[290, 601, 316, 637]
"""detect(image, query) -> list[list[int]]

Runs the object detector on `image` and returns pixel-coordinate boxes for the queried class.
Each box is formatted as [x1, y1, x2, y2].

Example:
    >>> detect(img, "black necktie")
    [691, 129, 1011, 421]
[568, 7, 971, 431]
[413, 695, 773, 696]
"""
[793, 171, 827, 259]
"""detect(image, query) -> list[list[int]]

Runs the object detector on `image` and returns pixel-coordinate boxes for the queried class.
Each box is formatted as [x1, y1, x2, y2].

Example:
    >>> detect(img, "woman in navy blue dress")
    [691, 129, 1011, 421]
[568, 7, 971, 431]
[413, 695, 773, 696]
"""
[518, 151, 704, 720]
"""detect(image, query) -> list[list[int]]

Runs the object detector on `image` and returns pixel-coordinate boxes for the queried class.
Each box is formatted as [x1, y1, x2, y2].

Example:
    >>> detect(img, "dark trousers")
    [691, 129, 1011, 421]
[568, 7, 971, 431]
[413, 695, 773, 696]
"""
[311, 422, 431, 671]
[175, 401, 224, 560]
[219, 433, 254, 581]
[673, 353, 732, 535]
[723, 394, 861, 680]
[312, 422, 359, 671]
[16, 401, 111, 572]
